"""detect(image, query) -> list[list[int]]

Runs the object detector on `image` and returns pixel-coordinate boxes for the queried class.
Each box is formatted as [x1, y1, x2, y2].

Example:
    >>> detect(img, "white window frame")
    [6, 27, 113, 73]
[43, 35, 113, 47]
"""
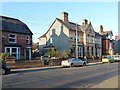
[5, 47, 20, 59]
[26, 35, 30, 44]
[50, 37, 52, 44]
[78, 46, 83, 57]
[8, 33, 17, 43]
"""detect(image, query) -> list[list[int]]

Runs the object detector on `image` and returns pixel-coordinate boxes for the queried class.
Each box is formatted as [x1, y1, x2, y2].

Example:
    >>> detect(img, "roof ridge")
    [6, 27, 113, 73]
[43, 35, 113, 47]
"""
[0, 15, 19, 21]
[0, 15, 26, 26]
[1, 15, 33, 35]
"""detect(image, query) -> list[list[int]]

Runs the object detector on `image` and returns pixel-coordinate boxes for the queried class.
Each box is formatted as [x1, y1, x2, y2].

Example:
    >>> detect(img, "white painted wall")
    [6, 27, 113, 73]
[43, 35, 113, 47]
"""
[39, 37, 46, 51]
[44, 20, 70, 53]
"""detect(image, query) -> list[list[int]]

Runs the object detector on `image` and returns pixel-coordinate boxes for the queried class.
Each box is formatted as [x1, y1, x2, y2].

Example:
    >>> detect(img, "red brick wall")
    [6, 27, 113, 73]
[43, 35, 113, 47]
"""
[2, 31, 32, 56]
[102, 39, 110, 55]
[6, 57, 44, 69]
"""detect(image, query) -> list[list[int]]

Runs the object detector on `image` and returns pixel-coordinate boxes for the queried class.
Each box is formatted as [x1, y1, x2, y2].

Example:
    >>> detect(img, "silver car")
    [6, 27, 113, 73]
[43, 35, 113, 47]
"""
[113, 55, 120, 62]
[61, 58, 87, 67]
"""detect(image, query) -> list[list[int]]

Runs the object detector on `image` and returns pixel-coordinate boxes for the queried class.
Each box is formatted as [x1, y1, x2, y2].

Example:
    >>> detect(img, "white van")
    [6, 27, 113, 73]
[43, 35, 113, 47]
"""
[113, 55, 120, 62]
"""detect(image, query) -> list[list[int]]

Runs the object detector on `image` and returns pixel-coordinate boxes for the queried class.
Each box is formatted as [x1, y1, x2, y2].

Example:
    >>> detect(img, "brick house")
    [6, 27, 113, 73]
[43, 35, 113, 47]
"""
[99, 25, 114, 55]
[38, 12, 102, 60]
[0, 16, 33, 60]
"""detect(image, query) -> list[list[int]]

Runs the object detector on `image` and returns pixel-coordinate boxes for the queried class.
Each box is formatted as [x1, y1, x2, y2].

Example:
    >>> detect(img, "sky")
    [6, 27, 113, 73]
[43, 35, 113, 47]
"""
[1, 2, 118, 42]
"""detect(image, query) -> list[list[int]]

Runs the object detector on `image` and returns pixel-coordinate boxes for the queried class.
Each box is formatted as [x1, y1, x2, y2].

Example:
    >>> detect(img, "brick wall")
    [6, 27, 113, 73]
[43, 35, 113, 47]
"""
[102, 39, 110, 55]
[6, 57, 44, 69]
[48, 58, 64, 66]
[2, 31, 32, 57]
[15, 60, 44, 69]
[6, 57, 16, 68]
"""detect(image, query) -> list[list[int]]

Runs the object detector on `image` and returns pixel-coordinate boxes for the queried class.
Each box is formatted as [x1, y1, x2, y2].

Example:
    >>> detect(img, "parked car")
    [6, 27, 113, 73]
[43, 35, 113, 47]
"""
[61, 58, 87, 67]
[102, 56, 114, 63]
[113, 55, 120, 62]
[2, 63, 11, 75]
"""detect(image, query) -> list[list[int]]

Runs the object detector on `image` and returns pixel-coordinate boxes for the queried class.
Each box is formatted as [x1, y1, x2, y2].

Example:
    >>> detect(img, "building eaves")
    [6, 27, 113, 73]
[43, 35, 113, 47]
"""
[38, 33, 47, 39]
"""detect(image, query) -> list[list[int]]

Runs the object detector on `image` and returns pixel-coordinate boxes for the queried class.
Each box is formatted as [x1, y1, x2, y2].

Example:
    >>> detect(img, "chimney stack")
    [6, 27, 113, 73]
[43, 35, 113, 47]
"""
[99, 25, 103, 34]
[61, 12, 69, 22]
[82, 19, 88, 25]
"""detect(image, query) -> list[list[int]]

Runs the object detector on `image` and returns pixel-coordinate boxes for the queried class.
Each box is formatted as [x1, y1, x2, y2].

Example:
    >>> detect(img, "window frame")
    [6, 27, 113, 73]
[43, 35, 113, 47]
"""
[8, 33, 17, 43]
[78, 46, 83, 57]
[5, 47, 20, 59]
[26, 35, 30, 44]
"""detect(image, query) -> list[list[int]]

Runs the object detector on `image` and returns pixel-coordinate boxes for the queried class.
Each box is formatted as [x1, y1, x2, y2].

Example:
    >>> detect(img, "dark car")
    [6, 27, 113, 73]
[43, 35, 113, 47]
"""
[2, 63, 11, 75]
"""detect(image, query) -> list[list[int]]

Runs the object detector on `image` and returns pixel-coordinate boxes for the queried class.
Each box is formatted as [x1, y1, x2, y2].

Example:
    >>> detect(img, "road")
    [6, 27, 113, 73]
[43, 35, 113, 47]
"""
[2, 62, 119, 88]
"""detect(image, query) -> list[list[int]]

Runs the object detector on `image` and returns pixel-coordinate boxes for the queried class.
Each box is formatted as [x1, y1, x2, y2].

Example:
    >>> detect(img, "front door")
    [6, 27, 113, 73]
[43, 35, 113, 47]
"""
[26, 49, 29, 60]
[25, 48, 31, 60]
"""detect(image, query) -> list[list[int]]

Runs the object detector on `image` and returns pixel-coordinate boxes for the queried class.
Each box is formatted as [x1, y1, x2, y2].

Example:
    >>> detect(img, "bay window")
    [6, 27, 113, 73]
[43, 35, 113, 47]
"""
[5, 47, 20, 59]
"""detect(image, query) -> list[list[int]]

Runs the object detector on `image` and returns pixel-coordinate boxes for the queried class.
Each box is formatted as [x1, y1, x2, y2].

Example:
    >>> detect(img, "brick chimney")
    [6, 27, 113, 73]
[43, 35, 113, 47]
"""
[82, 19, 88, 25]
[99, 25, 103, 34]
[61, 12, 69, 22]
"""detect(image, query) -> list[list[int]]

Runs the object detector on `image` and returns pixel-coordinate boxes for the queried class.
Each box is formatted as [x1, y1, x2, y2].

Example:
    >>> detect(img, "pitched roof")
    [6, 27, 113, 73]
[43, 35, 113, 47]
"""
[0, 16, 33, 35]
[101, 30, 113, 36]
[56, 18, 84, 33]
[79, 24, 89, 31]
[100, 30, 113, 39]
[95, 32, 101, 38]
[38, 33, 47, 39]
[39, 18, 93, 39]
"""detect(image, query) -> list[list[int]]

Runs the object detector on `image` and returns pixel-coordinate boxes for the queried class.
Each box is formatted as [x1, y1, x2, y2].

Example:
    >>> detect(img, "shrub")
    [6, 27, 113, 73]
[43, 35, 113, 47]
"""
[58, 51, 69, 59]
[0, 52, 9, 62]
[48, 48, 58, 58]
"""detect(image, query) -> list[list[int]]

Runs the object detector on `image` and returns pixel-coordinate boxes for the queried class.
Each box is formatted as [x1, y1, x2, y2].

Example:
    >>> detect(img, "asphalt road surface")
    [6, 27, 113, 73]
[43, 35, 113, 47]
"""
[2, 62, 119, 88]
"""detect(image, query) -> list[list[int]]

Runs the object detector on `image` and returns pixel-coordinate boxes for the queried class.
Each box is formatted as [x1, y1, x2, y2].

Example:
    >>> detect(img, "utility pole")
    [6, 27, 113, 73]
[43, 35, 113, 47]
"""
[76, 22, 78, 59]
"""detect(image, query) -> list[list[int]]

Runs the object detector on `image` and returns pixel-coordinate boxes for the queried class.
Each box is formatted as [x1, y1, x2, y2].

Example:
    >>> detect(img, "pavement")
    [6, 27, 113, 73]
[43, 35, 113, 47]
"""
[91, 75, 119, 88]
[11, 62, 103, 72]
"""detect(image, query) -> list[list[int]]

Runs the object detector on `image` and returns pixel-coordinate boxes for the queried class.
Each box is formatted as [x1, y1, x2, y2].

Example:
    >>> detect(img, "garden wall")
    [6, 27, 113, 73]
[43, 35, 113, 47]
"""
[6, 57, 44, 69]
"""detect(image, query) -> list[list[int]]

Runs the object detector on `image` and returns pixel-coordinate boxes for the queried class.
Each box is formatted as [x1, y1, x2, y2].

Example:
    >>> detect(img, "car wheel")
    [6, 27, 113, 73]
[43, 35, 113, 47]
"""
[2, 69, 6, 75]
[70, 63, 74, 67]
[83, 62, 86, 66]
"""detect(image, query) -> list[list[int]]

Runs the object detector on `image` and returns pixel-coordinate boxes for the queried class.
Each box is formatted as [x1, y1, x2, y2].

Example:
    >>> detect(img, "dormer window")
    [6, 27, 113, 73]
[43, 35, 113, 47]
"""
[26, 35, 30, 44]
[9, 34, 16, 43]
